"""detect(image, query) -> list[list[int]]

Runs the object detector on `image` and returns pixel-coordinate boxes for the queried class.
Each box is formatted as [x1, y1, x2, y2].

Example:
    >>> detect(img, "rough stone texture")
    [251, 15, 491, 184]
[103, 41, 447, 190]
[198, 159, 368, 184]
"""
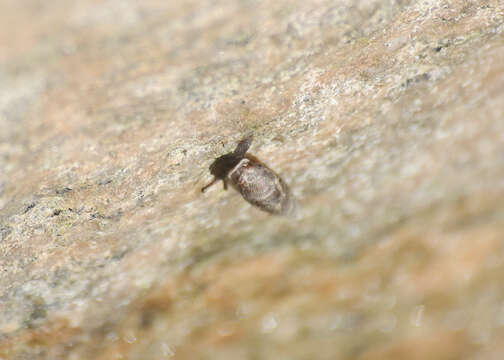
[1, 0, 503, 359]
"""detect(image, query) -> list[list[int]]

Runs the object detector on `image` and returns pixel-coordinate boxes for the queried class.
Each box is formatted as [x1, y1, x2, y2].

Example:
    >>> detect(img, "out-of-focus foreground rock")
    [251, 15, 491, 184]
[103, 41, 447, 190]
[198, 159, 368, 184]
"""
[1, 0, 503, 359]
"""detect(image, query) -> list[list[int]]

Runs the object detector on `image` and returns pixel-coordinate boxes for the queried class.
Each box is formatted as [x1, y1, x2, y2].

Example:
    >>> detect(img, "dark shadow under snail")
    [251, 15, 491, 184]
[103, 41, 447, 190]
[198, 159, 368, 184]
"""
[202, 137, 297, 216]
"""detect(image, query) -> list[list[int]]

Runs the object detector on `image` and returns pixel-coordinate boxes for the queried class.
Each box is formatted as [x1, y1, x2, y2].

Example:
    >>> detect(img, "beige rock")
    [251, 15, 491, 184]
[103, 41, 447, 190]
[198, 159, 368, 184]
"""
[0, 0, 503, 359]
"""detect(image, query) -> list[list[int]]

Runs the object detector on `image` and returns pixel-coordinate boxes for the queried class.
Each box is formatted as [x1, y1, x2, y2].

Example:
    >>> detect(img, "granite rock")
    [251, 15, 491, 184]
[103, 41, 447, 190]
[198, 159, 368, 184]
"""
[1, 0, 504, 359]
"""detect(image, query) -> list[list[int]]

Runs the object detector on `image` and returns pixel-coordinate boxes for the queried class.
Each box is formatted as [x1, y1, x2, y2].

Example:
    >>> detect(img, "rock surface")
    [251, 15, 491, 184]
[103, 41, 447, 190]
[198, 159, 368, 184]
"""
[1, 0, 504, 359]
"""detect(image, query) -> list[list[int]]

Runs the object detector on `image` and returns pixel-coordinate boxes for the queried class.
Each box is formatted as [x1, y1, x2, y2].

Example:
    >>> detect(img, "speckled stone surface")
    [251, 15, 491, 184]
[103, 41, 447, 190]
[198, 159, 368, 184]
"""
[1, 0, 504, 359]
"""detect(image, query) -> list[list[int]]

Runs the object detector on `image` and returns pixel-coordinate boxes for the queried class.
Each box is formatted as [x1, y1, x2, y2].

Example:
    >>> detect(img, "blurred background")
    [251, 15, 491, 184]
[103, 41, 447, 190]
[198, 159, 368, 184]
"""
[1, 0, 504, 359]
